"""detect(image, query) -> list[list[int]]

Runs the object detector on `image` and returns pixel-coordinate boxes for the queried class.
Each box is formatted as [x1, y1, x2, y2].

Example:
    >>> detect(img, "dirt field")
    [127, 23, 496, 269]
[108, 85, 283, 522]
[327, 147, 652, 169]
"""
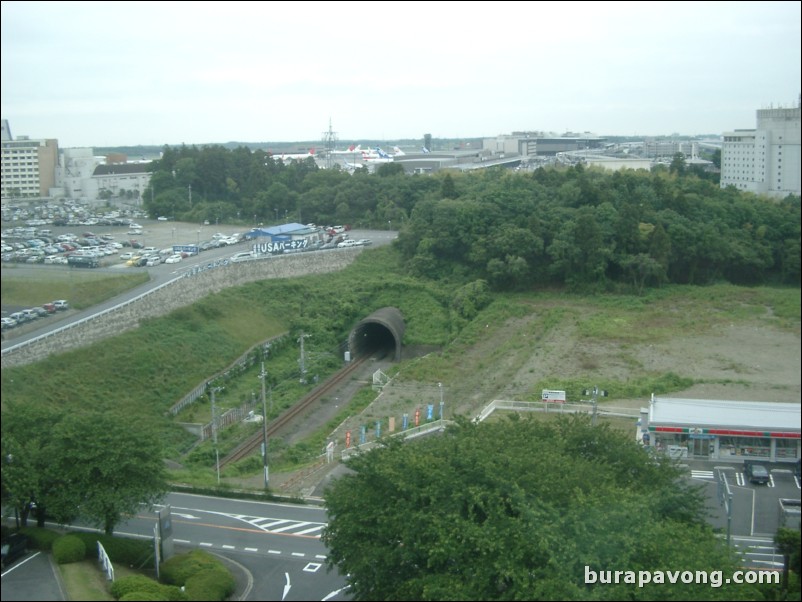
[260, 294, 800, 497]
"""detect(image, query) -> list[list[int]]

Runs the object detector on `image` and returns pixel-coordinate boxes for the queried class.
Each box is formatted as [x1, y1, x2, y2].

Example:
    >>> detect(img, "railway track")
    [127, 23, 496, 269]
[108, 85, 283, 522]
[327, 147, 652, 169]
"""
[217, 355, 368, 468]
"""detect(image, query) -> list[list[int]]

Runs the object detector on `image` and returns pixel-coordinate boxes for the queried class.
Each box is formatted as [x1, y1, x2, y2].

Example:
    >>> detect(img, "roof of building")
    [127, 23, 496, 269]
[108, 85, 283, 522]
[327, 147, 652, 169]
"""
[93, 163, 151, 176]
[250, 223, 313, 236]
[649, 397, 801, 433]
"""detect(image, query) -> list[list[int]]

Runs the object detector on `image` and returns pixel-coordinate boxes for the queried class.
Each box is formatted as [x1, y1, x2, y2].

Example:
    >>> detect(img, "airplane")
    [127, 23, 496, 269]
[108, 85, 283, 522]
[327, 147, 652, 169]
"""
[270, 148, 316, 163]
[361, 147, 394, 163]
[330, 145, 362, 155]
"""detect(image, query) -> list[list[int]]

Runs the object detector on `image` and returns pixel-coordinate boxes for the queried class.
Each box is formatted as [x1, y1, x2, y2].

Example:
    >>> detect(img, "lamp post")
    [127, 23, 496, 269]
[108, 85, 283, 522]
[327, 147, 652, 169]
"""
[196, 229, 200, 247]
[438, 382, 444, 420]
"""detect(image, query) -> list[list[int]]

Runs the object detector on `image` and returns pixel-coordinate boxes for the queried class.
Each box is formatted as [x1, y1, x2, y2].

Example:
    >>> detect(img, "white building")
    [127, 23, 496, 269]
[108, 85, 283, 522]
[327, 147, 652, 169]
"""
[646, 396, 800, 463]
[1, 120, 59, 199]
[720, 103, 801, 198]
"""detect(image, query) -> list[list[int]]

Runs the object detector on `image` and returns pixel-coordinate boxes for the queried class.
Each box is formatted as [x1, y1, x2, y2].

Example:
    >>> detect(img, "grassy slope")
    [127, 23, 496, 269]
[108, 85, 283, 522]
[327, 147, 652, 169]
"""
[3, 247, 800, 480]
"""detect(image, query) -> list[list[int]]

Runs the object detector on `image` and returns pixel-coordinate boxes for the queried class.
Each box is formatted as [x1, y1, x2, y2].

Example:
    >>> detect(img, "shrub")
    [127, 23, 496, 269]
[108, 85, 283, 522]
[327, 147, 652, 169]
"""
[70, 531, 154, 567]
[19, 526, 61, 551]
[183, 567, 236, 601]
[110, 574, 186, 601]
[52, 534, 86, 564]
[159, 549, 223, 586]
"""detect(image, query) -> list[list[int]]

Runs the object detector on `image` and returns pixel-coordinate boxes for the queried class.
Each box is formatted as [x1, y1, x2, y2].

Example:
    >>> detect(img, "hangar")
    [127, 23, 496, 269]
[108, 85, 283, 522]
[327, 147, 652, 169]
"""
[348, 307, 404, 361]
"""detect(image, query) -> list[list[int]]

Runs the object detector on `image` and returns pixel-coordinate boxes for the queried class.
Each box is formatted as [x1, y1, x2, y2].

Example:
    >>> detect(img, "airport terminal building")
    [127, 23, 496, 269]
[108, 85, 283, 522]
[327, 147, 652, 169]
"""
[645, 396, 800, 462]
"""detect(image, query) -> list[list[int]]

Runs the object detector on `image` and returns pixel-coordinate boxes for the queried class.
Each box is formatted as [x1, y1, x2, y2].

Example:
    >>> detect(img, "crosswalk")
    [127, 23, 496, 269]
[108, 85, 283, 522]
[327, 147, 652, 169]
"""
[221, 513, 327, 537]
[731, 536, 784, 570]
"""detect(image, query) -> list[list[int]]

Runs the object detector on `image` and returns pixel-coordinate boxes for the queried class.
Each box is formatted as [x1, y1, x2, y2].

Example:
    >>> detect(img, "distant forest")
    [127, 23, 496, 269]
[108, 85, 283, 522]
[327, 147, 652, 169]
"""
[141, 143, 800, 292]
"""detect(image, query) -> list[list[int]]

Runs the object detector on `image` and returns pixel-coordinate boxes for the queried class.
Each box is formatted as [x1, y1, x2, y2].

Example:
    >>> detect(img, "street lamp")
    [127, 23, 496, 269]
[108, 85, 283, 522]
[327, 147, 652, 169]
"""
[438, 382, 444, 420]
[196, 229, 200, 246]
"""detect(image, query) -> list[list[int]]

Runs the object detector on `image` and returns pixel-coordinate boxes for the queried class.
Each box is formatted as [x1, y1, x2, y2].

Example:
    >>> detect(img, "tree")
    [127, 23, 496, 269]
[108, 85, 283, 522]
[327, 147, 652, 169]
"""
[323, 416, 755, 601]
[669, 152, 687, 176]
[775, 527, 801, 596]
[45, 410, 168, 534]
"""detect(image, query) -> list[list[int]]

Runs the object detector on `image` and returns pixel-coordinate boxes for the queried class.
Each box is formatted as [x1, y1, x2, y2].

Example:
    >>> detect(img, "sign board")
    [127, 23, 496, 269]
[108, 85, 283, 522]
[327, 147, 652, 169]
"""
[158, 505, 173, 539]
[255, 239, 309, 255]
[172, 245, 199, 255]
[542, 389, 566, 403]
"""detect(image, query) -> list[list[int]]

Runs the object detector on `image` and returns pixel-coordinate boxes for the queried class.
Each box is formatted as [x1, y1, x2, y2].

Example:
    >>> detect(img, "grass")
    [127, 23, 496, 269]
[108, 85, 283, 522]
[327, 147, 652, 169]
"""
[2, 248, 800, 488]
[59, 559, 139, 601]
[1, 270, 149, 309]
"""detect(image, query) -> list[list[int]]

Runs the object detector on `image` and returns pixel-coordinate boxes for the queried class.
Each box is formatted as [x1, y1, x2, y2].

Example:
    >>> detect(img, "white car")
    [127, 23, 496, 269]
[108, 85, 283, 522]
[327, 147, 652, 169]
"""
[120, 252, 134, 260]
[337, 239, 359, 248]
[230, 252, 255, 263]
[165, 254, 182, 264]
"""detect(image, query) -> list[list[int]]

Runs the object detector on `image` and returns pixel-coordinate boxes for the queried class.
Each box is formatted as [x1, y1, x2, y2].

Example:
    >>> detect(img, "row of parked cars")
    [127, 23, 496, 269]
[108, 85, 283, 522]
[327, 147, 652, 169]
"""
[1, 299, 69, 331]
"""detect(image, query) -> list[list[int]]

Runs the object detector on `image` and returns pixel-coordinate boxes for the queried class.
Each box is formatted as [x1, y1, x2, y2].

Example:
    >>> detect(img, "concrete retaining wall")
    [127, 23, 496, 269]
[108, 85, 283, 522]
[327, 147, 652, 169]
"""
[2, 249, 360, 368]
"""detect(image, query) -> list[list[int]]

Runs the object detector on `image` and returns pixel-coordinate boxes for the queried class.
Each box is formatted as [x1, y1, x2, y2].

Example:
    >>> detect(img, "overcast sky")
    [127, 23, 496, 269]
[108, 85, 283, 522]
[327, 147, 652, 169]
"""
[2, 1, 800, 148]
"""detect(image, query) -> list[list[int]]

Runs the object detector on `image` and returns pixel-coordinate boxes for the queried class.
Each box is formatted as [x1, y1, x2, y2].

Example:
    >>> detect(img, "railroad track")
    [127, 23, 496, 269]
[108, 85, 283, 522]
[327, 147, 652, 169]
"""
[218, 355, 368, 468]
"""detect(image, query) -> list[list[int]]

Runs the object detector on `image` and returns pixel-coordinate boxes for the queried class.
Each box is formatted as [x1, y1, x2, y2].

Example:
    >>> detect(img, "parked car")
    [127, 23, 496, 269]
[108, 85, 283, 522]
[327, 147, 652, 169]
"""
[1, 532, 28, 568]
[744, 460, 770, 484]
[355, 239, 373, 246]
[337, 239, 359, 248]
[165, 254, 182, 264]
[1, 317, 17, 330]
[120, 252, 134, 260]
[42, 302, 56, 313]
[53, 299, 69, 310]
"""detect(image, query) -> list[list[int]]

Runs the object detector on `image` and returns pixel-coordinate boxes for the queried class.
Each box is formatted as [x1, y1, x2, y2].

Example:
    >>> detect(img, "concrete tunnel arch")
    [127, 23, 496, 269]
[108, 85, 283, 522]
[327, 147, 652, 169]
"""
[348, 307, 405, 361]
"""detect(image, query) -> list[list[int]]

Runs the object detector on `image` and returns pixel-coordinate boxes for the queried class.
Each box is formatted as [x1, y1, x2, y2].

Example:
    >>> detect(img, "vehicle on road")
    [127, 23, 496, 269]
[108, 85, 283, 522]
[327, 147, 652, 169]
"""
[230, 251, 255, 263]
[1, 532, 28, 568]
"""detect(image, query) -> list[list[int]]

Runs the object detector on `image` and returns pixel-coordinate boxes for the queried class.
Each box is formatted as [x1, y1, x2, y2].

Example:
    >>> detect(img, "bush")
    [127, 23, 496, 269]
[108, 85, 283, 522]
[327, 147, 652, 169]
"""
[184, 567, 236, 601]
[19, 526, 61, 551]
[70, 531, 154, 568]
[111, 574, 186, 601]
[52, 534, 86, 564]
[159, 549, 223, 586]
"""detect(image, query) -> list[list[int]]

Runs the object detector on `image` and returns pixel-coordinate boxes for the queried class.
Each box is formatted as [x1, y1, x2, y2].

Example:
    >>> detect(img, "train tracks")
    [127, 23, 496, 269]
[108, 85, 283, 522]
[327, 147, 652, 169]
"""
[217, 355, 368, 468]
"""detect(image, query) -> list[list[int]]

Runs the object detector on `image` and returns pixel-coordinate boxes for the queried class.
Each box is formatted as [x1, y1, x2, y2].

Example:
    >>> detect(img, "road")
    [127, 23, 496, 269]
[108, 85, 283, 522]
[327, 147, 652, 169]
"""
[2, 492, 351, 601]
[128, 492, 350, 601]
[2, 226, 396, 351]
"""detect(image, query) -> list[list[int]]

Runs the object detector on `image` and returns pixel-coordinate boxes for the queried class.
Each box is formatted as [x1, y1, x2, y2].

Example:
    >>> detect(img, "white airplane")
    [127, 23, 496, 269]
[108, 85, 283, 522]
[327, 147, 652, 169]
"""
[270, 148, 316, 162]
[361, 147, 394, 163]
[330, 145, 362, 155]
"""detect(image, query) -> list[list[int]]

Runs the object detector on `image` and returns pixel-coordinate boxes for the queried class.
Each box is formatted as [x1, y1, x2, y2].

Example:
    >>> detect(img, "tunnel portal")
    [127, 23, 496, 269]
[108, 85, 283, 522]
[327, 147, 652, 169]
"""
[348, 307, 404, 361]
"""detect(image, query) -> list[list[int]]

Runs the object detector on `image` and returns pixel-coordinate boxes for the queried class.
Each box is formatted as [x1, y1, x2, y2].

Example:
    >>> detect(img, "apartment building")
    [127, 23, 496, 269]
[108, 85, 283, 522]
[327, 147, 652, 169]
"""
[1, 119, 59, 199]
[720, 103, 801, 198]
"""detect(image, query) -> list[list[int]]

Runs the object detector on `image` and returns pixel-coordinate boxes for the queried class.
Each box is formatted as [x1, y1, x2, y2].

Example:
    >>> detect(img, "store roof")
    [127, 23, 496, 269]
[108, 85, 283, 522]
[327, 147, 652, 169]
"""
[649, 397, 801, 433]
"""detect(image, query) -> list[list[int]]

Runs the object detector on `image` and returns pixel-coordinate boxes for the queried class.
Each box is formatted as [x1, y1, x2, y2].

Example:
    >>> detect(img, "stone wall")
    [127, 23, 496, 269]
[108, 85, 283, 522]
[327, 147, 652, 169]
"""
[2, 249, 360, 368]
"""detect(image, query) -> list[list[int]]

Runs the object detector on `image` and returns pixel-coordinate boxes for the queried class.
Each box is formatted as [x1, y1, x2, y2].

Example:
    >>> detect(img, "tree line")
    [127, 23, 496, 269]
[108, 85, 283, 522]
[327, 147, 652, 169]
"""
[144, 145, 800, 292]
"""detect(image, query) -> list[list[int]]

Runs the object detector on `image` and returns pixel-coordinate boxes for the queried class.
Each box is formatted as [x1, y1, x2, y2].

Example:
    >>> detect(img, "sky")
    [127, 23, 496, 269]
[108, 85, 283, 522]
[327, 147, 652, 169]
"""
[1, 1, 800, 148]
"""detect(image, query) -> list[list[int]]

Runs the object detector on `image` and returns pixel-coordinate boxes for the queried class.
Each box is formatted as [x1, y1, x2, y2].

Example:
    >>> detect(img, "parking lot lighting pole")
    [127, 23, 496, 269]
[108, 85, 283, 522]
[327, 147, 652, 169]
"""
[439, 382, 444, 420]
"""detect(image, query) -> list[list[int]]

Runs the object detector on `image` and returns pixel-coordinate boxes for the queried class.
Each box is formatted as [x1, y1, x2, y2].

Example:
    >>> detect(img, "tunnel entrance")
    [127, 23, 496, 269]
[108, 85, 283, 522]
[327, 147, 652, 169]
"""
[348, 307, 404, 361]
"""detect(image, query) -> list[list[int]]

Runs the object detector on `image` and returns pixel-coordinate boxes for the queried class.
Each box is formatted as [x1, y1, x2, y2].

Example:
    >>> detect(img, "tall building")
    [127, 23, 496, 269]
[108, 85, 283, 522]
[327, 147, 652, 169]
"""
[1, 122, 59, 199]
[720, 102, 801, 198]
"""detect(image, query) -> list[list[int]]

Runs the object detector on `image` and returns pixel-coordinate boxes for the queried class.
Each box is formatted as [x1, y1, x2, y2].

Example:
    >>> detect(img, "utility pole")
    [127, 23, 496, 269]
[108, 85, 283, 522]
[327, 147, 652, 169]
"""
[583, 386, 608, 425]
[188, 184, 192, 208]
[298, 332, 311, 384]
[259, 362, 269, 488]
[210, 386, 220, 484]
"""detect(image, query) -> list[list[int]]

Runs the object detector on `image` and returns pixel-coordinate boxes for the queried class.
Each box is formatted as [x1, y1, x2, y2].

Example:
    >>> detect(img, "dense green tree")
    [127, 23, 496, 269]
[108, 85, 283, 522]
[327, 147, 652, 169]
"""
[323, 416, 754, 601]
[45, 410, 168, 534]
